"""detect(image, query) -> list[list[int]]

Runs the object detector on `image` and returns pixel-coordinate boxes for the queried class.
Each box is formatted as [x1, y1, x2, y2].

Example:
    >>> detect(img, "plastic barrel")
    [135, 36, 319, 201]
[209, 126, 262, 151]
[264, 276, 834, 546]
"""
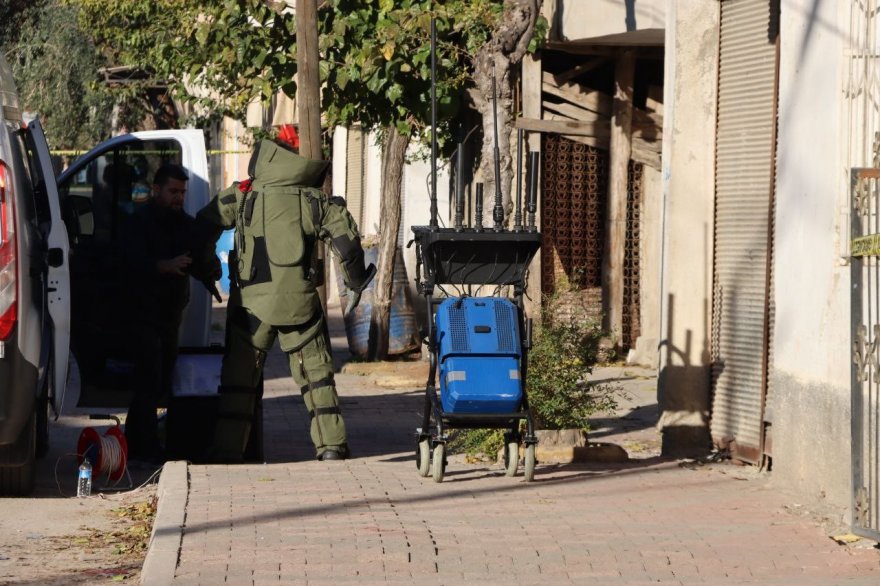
[335, 246, 419, 357]
[216, 229, 235, 295]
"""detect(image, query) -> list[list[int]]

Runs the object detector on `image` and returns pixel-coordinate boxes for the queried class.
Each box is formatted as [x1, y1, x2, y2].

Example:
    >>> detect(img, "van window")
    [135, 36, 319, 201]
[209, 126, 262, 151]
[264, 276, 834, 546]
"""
[14, 130, 51, 234]
[59, 139, 184, 244]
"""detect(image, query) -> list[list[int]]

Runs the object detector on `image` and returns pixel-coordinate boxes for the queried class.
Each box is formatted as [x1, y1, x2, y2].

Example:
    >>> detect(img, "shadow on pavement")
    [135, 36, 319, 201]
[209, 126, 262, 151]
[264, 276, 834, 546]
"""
[158, 458, 688, 541]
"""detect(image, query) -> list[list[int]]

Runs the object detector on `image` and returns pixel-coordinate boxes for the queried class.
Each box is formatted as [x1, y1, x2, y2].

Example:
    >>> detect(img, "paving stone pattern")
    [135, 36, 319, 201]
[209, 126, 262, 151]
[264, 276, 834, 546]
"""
[171, 307, 880, 584]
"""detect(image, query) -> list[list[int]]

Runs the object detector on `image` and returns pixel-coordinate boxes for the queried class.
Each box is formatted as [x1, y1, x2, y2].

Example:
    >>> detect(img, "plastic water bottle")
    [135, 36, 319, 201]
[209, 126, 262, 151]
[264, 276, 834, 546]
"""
[77, 458, 92, 498]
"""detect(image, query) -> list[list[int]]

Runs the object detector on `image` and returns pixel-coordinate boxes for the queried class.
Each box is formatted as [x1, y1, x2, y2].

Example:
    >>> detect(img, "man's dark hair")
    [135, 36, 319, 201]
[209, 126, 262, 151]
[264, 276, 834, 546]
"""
[153, 163, 189, 187]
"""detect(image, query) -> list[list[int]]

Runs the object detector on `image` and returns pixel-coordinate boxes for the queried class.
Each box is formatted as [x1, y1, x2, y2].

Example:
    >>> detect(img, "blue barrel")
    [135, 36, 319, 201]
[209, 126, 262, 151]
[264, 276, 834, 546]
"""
[335, 246, 420, 357]
[216, 229, 235, 295]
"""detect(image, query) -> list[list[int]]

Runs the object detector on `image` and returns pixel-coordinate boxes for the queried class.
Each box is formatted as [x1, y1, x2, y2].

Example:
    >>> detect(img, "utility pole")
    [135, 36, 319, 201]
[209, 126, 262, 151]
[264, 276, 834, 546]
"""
[296, 0, 321, 160]
[296, 0, 327, 306]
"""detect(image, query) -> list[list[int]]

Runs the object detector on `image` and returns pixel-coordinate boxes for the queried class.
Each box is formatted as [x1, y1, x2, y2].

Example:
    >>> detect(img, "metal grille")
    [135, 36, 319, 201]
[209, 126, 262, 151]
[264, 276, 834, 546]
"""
[622, 161, 643, 349]
[851, 167, 880, 540]
[541, 136, 607, 294]
[540, 135, 643, 348]
[710, 0, 777, 463]
[849, 0, 880, 544]
[495, 301, 517, 352]
[447, 305, 470, 352]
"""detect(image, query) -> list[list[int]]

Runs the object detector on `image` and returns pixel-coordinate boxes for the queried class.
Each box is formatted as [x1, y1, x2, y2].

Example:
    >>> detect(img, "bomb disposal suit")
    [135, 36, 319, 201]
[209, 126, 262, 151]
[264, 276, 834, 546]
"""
[197, 139, 374, 461]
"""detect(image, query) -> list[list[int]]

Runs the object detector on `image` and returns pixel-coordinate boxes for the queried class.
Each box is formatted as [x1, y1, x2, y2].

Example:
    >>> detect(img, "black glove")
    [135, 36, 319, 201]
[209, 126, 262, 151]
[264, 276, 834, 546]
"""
[344, 263, 376, 314]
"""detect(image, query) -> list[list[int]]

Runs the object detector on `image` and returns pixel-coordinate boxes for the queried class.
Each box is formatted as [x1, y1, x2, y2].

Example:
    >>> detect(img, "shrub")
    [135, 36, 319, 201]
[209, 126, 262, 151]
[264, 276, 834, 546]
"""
[526, 309, 618, 430]
[447, 428, 505, 460]
[447, 291, 621, 459]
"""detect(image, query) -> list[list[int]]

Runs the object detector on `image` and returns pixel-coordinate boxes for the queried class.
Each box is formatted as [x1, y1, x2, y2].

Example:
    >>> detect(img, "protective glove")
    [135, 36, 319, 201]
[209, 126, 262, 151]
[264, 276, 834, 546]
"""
[344, 263, 377, 314]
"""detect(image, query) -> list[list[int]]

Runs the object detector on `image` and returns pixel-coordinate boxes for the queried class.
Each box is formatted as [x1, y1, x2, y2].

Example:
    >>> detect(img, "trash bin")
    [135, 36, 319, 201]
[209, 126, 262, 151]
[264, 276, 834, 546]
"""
[335, 246, 420, 358]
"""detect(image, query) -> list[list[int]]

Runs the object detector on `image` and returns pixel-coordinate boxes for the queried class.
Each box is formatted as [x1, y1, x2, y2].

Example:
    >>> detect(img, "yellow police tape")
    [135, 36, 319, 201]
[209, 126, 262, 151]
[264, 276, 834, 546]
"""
[50, 149, 249, 156]
[852, 234, 880, 257]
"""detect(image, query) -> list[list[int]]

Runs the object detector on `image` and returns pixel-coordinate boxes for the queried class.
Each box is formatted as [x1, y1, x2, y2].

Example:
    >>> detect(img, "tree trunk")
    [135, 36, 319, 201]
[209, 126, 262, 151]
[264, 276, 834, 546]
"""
[368, 126, 410, 361]
[468, 0, 542, 225]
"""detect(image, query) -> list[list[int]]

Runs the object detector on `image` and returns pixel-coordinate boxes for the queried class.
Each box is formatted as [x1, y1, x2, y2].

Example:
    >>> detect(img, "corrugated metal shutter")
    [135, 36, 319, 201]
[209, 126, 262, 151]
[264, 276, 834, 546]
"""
[710, 0, 778, 462]
[345, 126, 365, 227]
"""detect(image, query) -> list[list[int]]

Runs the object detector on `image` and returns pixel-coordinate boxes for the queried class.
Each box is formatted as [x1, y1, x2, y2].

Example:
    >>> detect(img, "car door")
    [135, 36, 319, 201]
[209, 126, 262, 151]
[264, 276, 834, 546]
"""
[24, 119, 70, 409]
[56, 130, 210, 408]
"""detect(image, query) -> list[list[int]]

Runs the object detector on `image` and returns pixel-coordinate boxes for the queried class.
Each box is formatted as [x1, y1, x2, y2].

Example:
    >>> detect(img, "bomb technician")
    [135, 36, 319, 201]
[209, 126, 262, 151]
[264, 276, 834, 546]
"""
[197, 132, 375, 462]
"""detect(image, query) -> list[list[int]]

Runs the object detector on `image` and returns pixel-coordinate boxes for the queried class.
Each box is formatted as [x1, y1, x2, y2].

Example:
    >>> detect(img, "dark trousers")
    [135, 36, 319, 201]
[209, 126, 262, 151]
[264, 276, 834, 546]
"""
[123, 320, 179, 458]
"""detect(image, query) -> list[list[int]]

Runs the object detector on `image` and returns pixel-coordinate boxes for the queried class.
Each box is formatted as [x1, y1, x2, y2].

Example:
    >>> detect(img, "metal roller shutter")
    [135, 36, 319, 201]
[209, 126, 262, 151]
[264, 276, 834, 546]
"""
[710, 0, 779, 463]
[345, 126, 365, 227]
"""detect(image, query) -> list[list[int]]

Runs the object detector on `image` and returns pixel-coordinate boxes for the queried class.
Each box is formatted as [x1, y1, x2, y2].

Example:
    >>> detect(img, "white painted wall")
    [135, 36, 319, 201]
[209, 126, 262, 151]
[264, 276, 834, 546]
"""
[773, 0, 849, 384]
[328, 128, 451, 313]
[220, 117, 251, 187]
[656, 0, 718, 456]
[402, 154, 451, 300]
[768, 0, 854, 509]
[556, 0, 665, 40]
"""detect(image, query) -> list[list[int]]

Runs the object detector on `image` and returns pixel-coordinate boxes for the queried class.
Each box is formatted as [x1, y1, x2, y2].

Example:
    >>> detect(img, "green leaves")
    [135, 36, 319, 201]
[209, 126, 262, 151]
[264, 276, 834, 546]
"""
[3, 0, 115, 148]
[525, 292, 622, 431]
[58, 0, 521, 149]
[319, 0, 501, 148]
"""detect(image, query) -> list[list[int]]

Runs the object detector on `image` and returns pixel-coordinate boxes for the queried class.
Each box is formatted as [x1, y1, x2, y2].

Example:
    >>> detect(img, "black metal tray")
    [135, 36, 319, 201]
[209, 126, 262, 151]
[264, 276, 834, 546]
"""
[411, 226, 541, 286]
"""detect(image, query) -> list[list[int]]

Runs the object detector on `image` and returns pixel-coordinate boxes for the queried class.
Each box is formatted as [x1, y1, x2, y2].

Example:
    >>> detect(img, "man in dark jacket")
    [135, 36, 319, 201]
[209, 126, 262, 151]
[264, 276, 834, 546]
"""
[120, 163, 216, 463]
[197, 136, 374, 463]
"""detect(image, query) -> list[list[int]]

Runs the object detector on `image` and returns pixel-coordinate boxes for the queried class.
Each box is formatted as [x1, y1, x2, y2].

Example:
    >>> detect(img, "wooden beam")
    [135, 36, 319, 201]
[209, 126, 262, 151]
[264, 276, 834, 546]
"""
[516, 116, 610, 138]
[545, 98, 662, 136]
[603, 50, 635, 341]
[514, 115, 662, 169]
[542, 72, 611, 115]
[555, 57, 610, 84]
[646, 84, 664, 115]
[523, 53, 542, 152]
[542, 100, 605, 123]
[632, 141, 661, 170]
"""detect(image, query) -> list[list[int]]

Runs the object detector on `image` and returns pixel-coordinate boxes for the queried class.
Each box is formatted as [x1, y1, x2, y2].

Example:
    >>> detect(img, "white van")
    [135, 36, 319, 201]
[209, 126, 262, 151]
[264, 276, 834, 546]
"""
[0, 54, 212, 494]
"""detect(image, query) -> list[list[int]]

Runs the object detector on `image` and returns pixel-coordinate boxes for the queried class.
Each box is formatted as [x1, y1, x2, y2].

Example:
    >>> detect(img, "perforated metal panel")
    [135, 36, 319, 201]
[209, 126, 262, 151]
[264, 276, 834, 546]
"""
[710, 0, 778, 462]
[540, 136, 643, 348]
[494, 301, 517, 352]
[447, 305, 470, 352]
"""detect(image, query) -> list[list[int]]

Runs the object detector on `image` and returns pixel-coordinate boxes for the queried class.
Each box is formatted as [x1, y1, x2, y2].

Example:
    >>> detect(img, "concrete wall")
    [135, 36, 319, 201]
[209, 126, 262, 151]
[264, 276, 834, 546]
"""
[555, 0, 666, 40]
[657, 0, 718, 456]
[628, 165, 662, 367]
[769, 0, 852, 509]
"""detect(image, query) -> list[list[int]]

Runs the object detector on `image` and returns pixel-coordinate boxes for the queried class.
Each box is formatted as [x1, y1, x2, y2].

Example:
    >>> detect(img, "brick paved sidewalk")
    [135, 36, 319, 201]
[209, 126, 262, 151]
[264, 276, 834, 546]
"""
[149, 304, 880, 584]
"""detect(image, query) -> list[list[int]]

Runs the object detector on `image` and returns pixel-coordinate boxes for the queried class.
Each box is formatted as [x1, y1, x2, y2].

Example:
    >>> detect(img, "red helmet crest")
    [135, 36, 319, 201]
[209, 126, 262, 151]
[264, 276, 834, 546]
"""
[277, 124, 300, 150]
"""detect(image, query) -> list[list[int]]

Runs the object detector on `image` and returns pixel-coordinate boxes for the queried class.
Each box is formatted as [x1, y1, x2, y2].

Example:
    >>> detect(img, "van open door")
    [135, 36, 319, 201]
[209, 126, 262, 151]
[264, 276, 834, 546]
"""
[56, 130, 211, 408]
[24, 119, 70, 412]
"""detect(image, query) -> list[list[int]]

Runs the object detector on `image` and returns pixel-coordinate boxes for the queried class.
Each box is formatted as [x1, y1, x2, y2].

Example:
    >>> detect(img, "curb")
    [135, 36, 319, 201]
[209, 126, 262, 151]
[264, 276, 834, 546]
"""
[537, 442, 630, 463]
[140, 460, 189, 585]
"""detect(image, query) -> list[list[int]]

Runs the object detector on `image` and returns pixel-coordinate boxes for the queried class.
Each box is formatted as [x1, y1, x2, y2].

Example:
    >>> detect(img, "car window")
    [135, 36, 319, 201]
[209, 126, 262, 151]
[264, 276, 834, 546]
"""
[59, 139, 184, 245]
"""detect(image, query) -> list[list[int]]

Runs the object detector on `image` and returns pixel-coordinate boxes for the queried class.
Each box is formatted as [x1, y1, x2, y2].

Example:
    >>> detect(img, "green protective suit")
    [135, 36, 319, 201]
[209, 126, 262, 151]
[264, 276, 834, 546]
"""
[197, 140, 372, 461]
